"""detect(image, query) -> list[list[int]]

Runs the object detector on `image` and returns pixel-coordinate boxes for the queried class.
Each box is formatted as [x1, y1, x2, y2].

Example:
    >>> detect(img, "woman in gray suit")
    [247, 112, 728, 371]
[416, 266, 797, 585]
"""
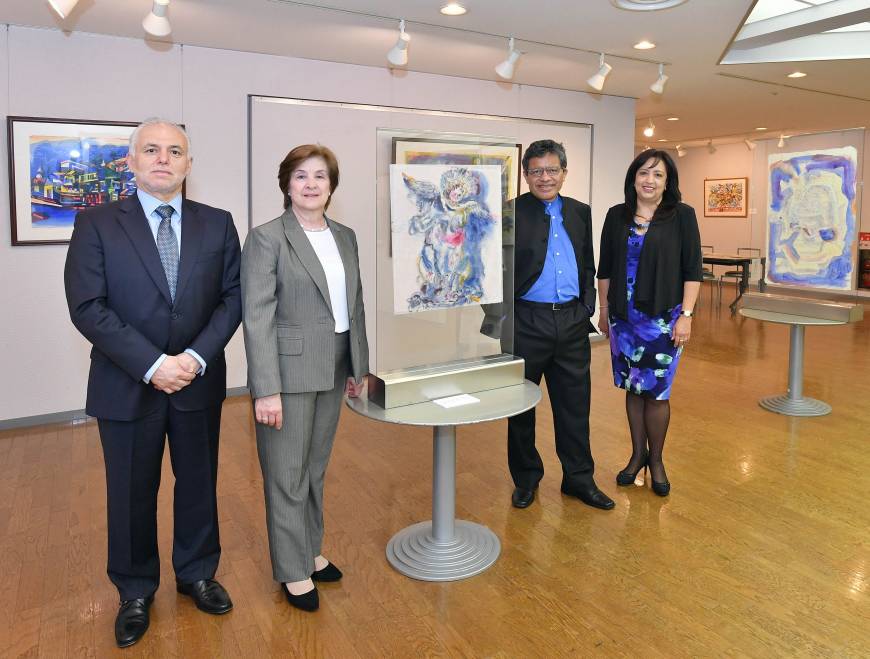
[241, 144, 369, 612]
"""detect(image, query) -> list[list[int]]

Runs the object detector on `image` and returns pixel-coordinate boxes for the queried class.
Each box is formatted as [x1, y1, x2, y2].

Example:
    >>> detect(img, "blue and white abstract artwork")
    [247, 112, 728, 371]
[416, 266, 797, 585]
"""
[767, 146, 858, 290]
[390, 164, 503, 314]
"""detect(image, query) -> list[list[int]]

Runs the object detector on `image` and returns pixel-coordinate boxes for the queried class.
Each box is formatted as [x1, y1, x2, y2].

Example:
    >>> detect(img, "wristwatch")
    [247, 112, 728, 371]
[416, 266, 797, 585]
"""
[680, 309, 694, 318]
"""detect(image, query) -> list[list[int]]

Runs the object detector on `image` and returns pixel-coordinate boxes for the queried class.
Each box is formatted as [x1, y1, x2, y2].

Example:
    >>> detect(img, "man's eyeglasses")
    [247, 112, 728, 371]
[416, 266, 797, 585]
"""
[526, 167, 563, 178]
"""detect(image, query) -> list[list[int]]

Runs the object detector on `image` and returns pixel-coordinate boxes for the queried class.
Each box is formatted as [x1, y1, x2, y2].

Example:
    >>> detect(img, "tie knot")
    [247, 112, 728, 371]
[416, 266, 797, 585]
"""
[155, 205, 174, 221]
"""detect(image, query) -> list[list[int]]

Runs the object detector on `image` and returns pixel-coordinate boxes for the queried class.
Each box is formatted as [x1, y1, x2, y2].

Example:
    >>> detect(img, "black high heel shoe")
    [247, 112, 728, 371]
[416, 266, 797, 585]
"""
[616, 453, 649, 486]
[651, 478, 670, 497]
[647, 460, 670, 496]
[282, 582, 319, 612]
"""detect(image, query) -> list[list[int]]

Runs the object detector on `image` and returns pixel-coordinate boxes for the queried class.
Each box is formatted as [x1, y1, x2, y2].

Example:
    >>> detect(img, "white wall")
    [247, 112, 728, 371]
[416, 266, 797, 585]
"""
[0, 25, 635, 421]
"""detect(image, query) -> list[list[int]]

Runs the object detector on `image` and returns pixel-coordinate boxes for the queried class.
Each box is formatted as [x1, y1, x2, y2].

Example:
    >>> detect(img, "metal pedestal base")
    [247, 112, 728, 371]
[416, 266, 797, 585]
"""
[386, 520, 500, 581]
[759, 395, 831, 417]
[759, 324, 831, 417]
[386, 424, 500, 581]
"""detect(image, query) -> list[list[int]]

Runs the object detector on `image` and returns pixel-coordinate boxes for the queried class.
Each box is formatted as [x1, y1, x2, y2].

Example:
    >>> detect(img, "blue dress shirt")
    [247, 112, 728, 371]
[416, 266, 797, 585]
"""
[521, 196, 580, 304]
[137, 190, 207, 383]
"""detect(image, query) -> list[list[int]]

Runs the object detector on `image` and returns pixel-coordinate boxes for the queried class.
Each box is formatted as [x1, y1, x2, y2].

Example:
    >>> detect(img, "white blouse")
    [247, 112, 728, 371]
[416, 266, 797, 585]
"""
[304, 228, 349, 333]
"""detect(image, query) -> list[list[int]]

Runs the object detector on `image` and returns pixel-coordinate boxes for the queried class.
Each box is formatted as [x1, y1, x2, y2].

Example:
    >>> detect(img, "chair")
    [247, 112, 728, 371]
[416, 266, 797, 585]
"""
[718, 247, 760, 298]
[700, 245, 717, 306]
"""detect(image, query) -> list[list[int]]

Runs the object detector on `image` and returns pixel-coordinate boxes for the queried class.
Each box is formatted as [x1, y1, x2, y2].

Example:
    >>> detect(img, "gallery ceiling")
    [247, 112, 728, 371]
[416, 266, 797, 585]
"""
[0, 0, 868, 150]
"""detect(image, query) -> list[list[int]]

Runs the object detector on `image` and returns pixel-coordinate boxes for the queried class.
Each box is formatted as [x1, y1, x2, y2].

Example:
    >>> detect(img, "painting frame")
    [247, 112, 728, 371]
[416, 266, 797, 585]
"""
[392, 137, 522, 201]
[8, 116, 140, 246]
[703, 177, 748, 218]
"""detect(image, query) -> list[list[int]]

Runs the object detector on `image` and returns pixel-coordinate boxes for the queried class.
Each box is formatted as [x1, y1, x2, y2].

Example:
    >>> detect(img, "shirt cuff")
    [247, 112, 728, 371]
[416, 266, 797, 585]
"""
[185, 348, 207, 376]
[143, 354, 168, 384]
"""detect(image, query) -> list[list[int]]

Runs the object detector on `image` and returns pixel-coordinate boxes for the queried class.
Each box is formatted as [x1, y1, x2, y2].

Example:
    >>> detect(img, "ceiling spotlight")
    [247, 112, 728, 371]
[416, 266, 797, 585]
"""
[744, 139, 756, 151]
[48, 0, 79, 19]
[756, 127, 767, 131]
[650, 63, 668, 94]
[142, 0, 171, 37]
[707, 140, 717, 155]
[387, 19, 411, 67]
[676, 144, 687, 157]
[633, 40, 656, 50]
[667, 116, 679, 121]
[586, 53, 612, 92]
[440, 2, 467, 15]
[642, 119, 655, 138]
[777, 135, 786, 148]
[787, 71, 807, 78]
[495, 37, 522, 80]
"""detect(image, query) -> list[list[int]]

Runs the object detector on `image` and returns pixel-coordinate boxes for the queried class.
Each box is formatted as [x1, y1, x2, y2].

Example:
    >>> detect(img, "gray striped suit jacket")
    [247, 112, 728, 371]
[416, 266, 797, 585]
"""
[241, 208, 369, 399]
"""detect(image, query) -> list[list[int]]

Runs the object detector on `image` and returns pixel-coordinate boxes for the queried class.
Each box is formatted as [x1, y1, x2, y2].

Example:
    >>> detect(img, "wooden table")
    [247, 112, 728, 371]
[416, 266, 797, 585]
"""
[704, 253, 767, 313]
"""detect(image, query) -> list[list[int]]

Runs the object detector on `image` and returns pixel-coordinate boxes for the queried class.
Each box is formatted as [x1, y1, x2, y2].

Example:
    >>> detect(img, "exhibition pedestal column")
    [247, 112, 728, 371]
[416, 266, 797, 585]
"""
[345, 380, 541, 581]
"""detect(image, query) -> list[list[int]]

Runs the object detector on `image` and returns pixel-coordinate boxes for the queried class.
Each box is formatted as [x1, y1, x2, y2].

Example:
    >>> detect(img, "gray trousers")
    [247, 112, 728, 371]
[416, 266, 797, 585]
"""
[255, 332, 350, 582]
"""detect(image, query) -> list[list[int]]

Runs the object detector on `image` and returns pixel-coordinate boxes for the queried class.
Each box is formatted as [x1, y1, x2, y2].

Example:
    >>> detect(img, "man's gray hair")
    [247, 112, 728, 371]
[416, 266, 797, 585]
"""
[128, 118, 191, 156]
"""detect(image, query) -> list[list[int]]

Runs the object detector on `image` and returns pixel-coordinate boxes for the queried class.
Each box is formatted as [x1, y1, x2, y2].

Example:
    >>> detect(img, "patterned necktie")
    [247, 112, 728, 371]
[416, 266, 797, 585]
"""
[155, 204, 178, 302]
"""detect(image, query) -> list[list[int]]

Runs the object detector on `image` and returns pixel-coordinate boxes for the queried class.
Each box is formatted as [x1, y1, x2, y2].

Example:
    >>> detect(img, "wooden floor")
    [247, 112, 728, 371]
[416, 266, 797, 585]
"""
[2, 284, 869, 658]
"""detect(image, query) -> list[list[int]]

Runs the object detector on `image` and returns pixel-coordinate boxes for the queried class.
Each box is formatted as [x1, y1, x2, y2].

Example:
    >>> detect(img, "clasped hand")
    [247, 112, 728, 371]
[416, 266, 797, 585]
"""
[151, 353, 199, 394]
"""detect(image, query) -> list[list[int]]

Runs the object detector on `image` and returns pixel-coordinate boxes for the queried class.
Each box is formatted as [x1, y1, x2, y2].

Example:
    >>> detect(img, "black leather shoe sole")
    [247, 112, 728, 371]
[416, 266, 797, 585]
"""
[511, 487, 536, 508]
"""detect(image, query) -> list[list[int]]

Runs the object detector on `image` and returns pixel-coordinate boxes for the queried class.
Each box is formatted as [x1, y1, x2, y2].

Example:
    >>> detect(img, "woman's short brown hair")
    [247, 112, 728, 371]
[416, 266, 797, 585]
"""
[277, 144, 340, 210]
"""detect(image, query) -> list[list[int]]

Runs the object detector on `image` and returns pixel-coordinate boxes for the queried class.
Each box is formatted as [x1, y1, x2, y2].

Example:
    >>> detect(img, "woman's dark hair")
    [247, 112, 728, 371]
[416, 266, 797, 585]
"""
[278, 144, 340, 210]
[624, 149, 681, 220]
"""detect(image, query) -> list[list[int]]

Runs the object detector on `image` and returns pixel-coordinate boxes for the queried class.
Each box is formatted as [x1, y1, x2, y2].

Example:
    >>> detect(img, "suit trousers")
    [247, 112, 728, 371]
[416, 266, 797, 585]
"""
[255, 332, 350, 582]
[97, 398, 223, 600]
[507, 301, 595, 490]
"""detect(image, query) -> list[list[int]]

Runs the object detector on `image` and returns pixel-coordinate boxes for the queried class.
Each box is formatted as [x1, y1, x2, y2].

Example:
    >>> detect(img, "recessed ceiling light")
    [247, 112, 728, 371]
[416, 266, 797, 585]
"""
[787, 71, 807, 78]
[756, 127, 767, 131]
[666, 116, 679, 121]
[657, 139, 667, 142]
[633, 40, 656, 49]
[440, 2, 467, 15]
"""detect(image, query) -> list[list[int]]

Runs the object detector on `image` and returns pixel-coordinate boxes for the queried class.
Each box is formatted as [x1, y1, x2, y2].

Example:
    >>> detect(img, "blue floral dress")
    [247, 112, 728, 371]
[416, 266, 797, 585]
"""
[608, 227, 683, 400]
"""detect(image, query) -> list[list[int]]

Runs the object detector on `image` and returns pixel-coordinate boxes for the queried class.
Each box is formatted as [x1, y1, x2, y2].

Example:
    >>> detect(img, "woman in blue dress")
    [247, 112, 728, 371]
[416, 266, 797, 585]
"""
[596, 150, 702, 496]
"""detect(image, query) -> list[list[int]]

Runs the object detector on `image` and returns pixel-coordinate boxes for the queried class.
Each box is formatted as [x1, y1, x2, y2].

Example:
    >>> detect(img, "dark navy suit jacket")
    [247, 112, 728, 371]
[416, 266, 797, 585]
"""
[64, 194, 242, 421]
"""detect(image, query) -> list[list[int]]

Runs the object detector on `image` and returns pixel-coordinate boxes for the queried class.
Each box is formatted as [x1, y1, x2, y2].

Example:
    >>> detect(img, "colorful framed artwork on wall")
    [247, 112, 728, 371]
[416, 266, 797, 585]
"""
[7, 116, 139, 245]
[703, 177, 748, 217]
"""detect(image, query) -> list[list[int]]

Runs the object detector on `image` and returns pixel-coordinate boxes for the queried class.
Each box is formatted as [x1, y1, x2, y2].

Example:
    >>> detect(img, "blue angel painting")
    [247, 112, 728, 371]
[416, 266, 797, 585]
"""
[390, 164, 503, 314]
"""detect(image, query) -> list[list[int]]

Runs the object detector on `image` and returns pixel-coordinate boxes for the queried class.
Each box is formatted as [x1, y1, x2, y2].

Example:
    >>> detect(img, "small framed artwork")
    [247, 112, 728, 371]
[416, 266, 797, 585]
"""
[7, 116, 139, 245]
[704, 177, 748, 217]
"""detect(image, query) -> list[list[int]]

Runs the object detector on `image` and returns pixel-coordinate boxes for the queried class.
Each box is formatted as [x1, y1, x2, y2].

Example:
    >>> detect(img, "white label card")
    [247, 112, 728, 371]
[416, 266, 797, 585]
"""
[432, 394, 480, 408]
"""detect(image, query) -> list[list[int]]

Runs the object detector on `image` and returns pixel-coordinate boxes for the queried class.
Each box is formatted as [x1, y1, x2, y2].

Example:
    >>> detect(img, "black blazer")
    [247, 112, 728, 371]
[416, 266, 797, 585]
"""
[64, 195, 242, 421]
[598, 202, 702, 319]
[513, 192, 597, 313]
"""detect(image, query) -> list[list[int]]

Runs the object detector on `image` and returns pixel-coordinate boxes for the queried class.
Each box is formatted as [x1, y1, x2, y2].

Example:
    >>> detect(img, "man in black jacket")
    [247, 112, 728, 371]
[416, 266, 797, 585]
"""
[508, 139, 613, 511]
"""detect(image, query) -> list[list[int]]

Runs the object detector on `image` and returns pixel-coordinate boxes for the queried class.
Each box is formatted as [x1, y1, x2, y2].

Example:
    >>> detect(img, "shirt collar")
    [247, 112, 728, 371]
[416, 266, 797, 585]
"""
[137, 189, 182, 220]
[541, 195, 562, 217]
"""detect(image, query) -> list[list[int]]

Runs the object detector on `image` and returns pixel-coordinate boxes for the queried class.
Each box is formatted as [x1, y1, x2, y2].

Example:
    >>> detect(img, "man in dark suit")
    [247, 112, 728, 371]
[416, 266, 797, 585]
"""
[64, 118, 242, 647]
[508, 139, 614, 511]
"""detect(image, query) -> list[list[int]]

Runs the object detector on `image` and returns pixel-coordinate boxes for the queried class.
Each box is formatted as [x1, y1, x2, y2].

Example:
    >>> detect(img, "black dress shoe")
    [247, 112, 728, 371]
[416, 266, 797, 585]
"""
[511, 486, 537, 508]
[115, 595, 153, 648]
[311, 562, 342, 582]
[176, 578, 233, 615]
[282, 583, 319, 612]
[560, 483, 615, 510]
